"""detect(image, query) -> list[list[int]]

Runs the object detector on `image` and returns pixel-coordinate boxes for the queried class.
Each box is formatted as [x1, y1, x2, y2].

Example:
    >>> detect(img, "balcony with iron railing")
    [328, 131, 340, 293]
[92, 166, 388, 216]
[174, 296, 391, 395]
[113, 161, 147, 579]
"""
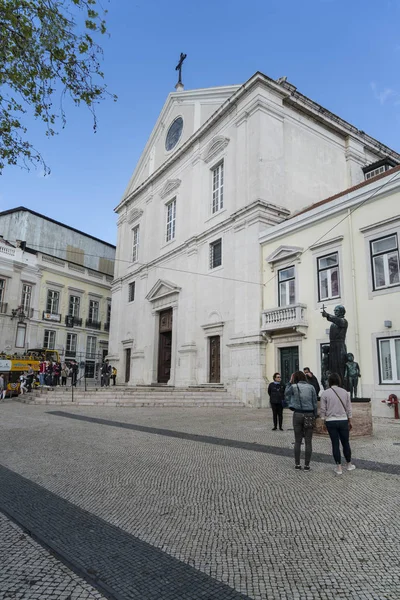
[86, 319, 101, 330]
[261, 303, 308, 335]
[65, 315, 83, 327]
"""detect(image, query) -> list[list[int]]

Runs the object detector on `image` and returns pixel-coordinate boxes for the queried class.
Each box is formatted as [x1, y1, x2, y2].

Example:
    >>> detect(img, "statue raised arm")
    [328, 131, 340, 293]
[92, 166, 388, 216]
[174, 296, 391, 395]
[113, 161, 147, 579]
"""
[322, 305, 348, 386]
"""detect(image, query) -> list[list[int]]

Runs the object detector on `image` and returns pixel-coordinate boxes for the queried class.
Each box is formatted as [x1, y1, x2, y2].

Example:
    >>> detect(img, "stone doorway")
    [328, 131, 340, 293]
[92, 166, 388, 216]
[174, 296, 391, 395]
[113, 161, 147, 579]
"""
[157, 309, 173, 383]
[280, 346, 299, 386]
[209, 335, 221, 383]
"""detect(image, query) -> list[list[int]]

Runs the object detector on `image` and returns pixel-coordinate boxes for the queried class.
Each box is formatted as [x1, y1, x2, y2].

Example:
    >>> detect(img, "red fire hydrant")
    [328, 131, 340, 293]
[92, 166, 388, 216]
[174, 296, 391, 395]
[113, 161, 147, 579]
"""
[382, 394, 399, 419]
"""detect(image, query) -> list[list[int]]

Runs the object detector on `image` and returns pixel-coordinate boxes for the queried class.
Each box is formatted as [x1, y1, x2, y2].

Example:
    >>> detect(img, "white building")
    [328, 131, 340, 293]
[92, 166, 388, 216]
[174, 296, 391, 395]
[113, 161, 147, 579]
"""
[260, 163, 400, 416]
[0, 210, 115, 380]
[109, 71, 399, 405]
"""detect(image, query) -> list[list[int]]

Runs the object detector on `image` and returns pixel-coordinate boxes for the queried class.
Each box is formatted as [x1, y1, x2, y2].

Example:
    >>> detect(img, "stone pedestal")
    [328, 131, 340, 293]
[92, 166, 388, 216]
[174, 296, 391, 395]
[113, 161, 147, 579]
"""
[315, 399, 373, 437]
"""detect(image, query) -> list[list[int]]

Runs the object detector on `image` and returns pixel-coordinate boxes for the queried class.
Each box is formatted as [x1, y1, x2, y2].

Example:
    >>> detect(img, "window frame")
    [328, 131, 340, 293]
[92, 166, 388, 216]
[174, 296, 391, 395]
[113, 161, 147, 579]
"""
[370, 234, 400, 291]
[211, 161, 224, 214]
[209, 238, 222, 270]
[69, 295, 81, 317]
[88, 299, 99, 322]
[317, 252, 340, 302]
[128, 281, 136, 303]
[278, 266, 296, 307]
[377, 336, 400, 384]
[15, 324, 27, 348]
[46, 289, 60, 314]
[21, 283, 32, 312]
[66, 332, 77, 355]
[132, 225, 140, 263]
[86, 335, 97, 360]
[43, 329, 56, 349]
[165, 197, 176, 243]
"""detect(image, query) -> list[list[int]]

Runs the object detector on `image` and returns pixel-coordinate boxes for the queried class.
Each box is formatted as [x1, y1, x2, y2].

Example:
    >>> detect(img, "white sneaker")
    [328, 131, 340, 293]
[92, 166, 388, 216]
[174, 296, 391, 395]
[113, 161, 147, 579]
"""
[334, 466, 343, 475]
[347, 463, 356, 471]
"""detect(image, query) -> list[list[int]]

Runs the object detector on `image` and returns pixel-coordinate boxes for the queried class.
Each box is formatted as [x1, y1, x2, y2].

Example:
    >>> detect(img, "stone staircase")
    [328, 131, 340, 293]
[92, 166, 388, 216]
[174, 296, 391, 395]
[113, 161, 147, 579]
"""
[19, 385, 245, 408]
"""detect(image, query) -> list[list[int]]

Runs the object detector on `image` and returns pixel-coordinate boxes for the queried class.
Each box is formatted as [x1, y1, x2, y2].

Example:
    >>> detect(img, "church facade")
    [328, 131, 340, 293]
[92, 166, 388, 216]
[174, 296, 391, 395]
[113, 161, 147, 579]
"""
[108, 71, 399, 406]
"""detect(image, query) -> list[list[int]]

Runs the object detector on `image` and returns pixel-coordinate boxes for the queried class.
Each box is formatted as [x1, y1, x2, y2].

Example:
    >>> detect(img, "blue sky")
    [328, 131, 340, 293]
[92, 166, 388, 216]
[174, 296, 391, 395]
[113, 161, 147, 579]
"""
[1, 0, 400, 245]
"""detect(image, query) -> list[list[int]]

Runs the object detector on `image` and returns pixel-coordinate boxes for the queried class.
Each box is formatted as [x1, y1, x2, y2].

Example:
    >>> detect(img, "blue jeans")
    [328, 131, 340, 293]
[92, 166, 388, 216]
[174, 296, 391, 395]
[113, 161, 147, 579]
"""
[326, 420, 351, 465]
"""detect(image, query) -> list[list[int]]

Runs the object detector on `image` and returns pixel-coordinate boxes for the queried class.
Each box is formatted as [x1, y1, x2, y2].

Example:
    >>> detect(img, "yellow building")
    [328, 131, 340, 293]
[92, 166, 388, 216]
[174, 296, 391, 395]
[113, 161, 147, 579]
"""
[260, 161, 400, 417]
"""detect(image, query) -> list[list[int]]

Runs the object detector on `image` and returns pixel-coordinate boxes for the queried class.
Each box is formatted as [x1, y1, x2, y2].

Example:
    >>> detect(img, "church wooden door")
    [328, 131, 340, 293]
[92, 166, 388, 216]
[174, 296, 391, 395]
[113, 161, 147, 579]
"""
[157, 309, 173, 383]
[125, 348, 131, 383]
[280, 346, 299, 386]
[209, 336, 221, 383]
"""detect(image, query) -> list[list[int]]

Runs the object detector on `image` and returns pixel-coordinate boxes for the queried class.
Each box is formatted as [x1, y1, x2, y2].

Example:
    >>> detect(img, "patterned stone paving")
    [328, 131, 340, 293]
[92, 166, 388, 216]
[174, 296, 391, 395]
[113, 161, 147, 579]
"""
[0, 402, 399, 599]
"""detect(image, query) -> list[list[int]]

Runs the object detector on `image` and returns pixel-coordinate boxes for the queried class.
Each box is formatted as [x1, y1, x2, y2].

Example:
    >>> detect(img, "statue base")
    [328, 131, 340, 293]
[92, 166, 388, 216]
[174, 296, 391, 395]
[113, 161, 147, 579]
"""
[315, 399, 373, 437]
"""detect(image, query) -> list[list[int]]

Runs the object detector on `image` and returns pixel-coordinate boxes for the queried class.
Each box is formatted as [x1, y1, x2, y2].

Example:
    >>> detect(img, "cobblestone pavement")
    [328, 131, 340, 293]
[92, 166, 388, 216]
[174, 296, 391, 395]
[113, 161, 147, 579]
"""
[0, 512, 106, 600]
[0, 402, 399, 600]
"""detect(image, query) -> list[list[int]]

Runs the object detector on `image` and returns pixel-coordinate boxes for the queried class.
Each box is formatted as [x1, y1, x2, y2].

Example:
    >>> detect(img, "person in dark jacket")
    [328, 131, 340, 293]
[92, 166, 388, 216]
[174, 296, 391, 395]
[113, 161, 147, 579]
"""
[303, 367, 320, 397]
[285, 371, 318, 471]
[268, 373, 285, 431]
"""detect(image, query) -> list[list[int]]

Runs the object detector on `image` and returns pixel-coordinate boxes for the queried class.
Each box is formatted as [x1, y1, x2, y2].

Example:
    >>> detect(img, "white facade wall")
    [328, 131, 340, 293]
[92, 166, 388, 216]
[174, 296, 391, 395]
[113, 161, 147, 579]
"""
[110, 73, 399, 405]
[0, 210, 115, 275]
[260, 170, 400, 416]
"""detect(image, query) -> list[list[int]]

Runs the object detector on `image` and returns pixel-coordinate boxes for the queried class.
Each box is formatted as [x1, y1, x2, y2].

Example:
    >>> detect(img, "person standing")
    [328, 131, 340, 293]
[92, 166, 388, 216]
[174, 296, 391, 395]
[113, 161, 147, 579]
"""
[285, 371, 318, 471]
[26, 364, 34, 392]
[70, 361, 78, 387]
[268, 373, 285, 431]
[39, 360, 46, 386]
[0, 374, 5, 400]
[61, 364, 69, 386]
[320, 372, 355, 475]
[303, 367, 321, 397]
[111, 366, 117, 386]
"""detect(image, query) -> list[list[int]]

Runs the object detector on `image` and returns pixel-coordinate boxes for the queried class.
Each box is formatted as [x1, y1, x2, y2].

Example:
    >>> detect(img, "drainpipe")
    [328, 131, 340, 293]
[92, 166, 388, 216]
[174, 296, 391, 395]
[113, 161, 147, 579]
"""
[347, 209, 361, 388]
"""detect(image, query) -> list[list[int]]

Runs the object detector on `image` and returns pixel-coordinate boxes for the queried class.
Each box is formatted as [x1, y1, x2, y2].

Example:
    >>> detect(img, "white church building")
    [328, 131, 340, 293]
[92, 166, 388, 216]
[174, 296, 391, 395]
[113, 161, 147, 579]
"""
[108, 71, 399, 406]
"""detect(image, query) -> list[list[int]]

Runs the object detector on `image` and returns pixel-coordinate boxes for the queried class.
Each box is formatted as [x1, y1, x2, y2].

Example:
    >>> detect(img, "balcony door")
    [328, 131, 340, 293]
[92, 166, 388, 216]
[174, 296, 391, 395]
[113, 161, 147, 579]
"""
[280, 346, 299, 386]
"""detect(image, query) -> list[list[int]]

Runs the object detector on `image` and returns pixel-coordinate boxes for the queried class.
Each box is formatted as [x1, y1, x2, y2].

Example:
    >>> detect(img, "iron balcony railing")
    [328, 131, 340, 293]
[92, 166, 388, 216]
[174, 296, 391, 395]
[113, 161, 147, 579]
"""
[85, 319, 101, 330]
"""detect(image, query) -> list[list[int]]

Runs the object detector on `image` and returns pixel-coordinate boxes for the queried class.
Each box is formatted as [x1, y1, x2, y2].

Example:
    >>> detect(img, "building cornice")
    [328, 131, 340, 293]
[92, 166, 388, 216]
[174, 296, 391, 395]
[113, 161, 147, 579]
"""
[259, 173, 400, 245]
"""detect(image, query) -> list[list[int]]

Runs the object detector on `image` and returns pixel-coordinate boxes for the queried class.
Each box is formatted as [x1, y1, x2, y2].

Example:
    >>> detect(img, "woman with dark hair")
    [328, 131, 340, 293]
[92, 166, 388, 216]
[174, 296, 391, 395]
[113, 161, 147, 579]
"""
[285, 371, 318, 471]
[320, 372, 355, 475]
[268, 372, 285, 431]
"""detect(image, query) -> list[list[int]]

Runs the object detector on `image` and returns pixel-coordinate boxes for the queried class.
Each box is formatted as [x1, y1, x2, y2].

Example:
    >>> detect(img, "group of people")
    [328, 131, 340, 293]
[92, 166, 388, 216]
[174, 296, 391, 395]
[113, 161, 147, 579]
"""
[268, 367, 355, 475]
[100, 360, 117, 387]
[38, 360, 79, 387]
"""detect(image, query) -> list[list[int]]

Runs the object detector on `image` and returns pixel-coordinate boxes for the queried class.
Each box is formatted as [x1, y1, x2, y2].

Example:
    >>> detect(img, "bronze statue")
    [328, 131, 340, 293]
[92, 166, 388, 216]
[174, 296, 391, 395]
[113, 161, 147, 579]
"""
[344, 353, 361, 399]
[321, 305, 348, 385]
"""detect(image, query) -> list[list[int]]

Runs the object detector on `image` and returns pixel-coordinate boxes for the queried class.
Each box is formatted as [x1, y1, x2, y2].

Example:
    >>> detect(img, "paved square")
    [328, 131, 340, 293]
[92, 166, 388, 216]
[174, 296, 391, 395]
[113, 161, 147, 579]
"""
[0, 401, 399, 599]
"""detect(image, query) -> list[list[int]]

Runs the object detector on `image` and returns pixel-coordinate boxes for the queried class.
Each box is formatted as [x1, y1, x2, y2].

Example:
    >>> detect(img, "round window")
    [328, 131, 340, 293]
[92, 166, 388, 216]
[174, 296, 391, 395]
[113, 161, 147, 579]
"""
[165, 117, 183, 151]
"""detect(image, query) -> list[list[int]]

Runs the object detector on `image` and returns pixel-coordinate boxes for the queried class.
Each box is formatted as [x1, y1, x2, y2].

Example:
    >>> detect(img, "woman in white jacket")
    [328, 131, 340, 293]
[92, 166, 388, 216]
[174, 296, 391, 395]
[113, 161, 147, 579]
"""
[320, 372, 356, 475]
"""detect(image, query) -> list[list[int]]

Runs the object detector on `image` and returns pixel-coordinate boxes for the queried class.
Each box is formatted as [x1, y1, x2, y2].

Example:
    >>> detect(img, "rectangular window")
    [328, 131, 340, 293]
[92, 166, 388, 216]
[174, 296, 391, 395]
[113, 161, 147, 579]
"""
[15, 324, 26, 348]
[210, 238, 222, 269]
[128, 282, 135, 302]
[107, 303, 111, 323]
[317, 252, 340, 301]
[132, 225, 140, 262]
[46, 290, 59, 314]
[88, 300, 99, 322]
[378, 337, 400, 383]
[69, 295, 80, 317]
[21, 284, 32, 312]
[371, 234, 400, 290]
[365, 165, 386, 180]
[86, 336, 97, 360]
[43, 330, 56, 349]
[278, 266, 296, 307]
[0, 278, 5, 304]
[166, 198, 176, 242]
[66, 333, 77, 355]
[212, 162, 224, 213]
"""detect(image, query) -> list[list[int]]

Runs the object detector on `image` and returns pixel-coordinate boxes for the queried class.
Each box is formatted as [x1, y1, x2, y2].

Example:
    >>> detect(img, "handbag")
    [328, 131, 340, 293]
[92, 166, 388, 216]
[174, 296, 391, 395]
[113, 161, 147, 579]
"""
[331, 387, 352, 430]
[296, 384, 316, 429]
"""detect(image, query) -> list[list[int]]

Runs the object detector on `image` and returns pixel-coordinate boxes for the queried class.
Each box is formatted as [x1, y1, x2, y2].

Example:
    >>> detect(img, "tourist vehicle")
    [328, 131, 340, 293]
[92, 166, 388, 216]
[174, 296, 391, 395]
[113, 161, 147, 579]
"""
[0, 348, 60, 396]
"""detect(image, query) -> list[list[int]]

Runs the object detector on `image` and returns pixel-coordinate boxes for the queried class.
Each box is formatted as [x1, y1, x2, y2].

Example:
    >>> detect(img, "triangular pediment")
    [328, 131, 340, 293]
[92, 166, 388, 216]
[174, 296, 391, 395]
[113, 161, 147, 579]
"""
[202, 135, 230, 163]
[266, 245, 303, 264]
[160, 179, 181, 199]
[121, 85, 240, 200]
[146, 279, 181, 302]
